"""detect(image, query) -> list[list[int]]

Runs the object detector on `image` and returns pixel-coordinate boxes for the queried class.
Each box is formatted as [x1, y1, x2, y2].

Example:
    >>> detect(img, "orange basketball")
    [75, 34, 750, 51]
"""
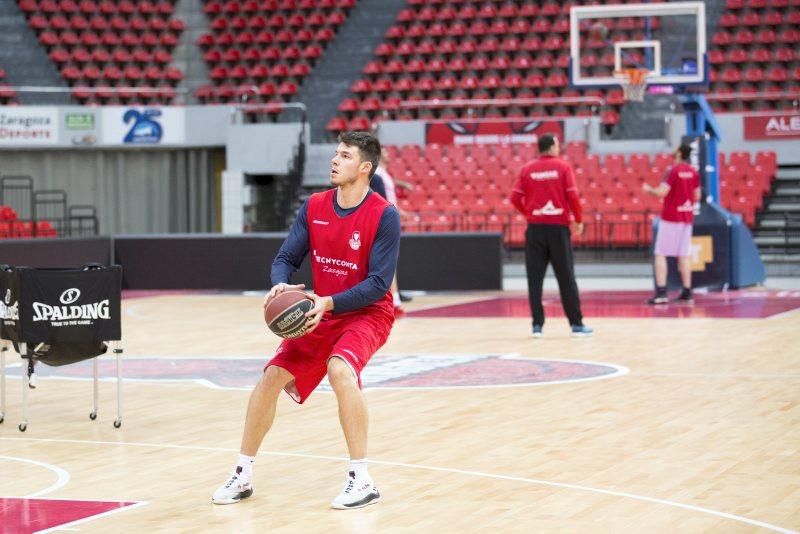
[263, 290, 314, 339]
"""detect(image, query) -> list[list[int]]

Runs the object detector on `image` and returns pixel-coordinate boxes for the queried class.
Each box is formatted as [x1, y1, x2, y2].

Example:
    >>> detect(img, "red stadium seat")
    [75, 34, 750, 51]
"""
[349, 116, 371, 131]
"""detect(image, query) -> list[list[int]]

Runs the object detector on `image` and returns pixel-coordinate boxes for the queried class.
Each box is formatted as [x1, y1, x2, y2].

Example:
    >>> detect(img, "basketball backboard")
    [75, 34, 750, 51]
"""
[569, 2, 707, 89]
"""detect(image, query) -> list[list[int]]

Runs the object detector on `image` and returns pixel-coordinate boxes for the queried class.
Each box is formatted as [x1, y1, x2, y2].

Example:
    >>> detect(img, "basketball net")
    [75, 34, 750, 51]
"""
[613, 68, 649, 102]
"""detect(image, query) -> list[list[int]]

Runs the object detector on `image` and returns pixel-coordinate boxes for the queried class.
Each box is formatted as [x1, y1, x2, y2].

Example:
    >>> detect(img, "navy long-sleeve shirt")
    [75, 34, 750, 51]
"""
[369, 174, 387, 199]
[271, 190, 400, 313]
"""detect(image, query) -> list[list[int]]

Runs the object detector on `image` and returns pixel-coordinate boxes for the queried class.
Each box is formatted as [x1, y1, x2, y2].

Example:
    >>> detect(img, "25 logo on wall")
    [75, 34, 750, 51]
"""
[123, 109, 163, 144]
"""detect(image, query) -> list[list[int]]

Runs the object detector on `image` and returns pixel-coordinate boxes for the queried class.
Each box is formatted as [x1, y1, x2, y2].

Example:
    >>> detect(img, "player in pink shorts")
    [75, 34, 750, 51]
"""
[212, 131, 400, 510]
[643, 143, 701, 304]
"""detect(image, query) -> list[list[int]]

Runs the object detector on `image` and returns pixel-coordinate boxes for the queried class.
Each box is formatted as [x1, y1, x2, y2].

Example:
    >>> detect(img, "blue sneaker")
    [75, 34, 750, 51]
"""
[571, 325, 594, 337]
[532, 325, 543, 338]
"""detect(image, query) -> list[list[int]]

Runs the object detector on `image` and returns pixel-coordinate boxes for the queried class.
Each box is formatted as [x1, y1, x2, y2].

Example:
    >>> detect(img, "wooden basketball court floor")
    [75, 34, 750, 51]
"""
[1, 288, 799, 532]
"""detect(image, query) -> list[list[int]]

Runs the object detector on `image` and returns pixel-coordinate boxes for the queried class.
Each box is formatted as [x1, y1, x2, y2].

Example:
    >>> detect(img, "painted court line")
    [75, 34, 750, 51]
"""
[0, 455, 70, 497]
[0, 355, 629, 391]
[767, 307, 800, 320]
[0, 456, 147, 533]
[635, 372, 800, 379]
[1, 437, 795, 533]
[36, 501, 149, 534]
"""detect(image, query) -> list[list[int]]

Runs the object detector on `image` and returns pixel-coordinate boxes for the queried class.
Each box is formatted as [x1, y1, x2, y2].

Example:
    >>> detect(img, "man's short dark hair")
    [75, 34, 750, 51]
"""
[678, 143, 692, 161]
[538, 134, 556, 154]
[338, 131, 381, 178]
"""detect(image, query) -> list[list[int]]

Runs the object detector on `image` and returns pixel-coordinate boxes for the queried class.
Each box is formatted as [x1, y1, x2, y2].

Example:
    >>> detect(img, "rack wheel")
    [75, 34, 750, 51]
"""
[113, 419, 121, 428]
[90, 411, 97, 420]
[19, 423, 27, 432]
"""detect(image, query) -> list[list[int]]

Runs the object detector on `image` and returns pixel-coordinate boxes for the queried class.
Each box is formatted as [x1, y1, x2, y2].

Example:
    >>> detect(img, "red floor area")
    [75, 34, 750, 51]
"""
[407, 290, 800, 319]
[0, 498, 138, 533]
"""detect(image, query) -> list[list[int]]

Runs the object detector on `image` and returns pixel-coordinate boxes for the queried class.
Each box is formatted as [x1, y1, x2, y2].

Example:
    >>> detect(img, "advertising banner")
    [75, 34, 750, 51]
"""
[426, 120, 563, 145]
[5, 266, 123, 344]
[62, 110, 100, 147]
[0, 107, 59, 145]
[743, 114, 800, 140]
[0, 266, 21, 342]
[101, 107, 185, 145]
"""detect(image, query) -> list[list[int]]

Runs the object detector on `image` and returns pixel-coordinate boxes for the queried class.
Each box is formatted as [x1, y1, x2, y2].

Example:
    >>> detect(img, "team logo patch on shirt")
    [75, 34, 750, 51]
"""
[532, 200, 564, 216]
[349, 230, 361, 250]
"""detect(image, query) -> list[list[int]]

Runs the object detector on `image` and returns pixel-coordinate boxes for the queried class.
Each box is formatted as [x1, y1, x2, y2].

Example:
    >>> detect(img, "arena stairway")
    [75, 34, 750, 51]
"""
[172, 0, 210, 104]
[754, 164, 800, 256]
[292, 0, 407, 141]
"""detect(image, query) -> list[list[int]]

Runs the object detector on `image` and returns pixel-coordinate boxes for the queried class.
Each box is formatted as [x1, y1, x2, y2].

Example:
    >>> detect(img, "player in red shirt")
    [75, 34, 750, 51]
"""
[642, 143, 702, 304]
[510, 134, 593, 337]
[213, 132, 399, 510]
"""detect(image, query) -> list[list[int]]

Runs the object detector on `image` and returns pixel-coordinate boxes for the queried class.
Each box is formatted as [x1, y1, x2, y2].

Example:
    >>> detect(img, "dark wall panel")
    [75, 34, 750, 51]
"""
[1, 233, 502, 291]
[0, 237, 111, 268]
[398, 233, 503, 291]
[113, 234, 312, 290]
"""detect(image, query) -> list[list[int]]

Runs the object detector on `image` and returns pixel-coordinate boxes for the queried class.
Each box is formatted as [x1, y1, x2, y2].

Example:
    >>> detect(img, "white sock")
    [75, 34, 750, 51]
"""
[237, 453, 256, 479]
[350, 458, 369, 479]
[393, 292, 401, 307]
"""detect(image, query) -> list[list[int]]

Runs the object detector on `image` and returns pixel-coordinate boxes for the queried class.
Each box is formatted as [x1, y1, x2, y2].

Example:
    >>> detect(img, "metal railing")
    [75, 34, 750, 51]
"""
[399, 95, 606, 111]
[230, 101, 307, 124]
[704, 90, 800, 104]
[0, 176, 99, 239]
[785, 212, 800, 252]
[66, 205, 99, 237]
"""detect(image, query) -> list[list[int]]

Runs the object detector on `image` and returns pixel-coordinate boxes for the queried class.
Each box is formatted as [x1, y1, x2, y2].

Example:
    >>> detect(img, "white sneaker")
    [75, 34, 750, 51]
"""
[330, 472, 381, 510]
[211, 470, 253, 505]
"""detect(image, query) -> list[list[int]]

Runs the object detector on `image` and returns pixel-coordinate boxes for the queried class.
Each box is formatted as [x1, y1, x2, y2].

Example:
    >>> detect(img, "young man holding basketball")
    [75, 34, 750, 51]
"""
[510, 134, 593, 338]
[212, 131, 400, 509]
[643, 143, 701, 304]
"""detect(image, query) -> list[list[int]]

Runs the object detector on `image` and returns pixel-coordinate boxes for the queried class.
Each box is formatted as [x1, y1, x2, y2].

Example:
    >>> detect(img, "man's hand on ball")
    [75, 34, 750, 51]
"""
[264, 283, 305, 307]
[304, 293, 333, 333]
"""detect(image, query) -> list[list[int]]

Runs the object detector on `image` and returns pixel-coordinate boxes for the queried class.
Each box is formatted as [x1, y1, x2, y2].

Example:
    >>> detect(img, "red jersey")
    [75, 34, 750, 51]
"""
[661, 162, 700, 223]
[510, 155, 583, 226]
[306, 189, 394, 318]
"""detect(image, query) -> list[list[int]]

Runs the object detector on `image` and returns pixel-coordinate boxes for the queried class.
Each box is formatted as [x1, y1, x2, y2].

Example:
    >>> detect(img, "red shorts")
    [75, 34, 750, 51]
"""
[266, 310, 393, 404]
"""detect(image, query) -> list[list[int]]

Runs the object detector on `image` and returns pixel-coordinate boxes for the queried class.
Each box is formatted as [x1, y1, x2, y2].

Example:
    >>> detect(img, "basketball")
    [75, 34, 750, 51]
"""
[589, 22, 609, 41]
[263, 290, 314, 339]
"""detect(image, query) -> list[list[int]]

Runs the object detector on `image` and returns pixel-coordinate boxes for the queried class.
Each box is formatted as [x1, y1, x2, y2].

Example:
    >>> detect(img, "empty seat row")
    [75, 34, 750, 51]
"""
[708, 47, 799, 64]
[38, 30, 181, 49]
[27, 14, 184, 32]
[0, 221, 58, 239]
[19, 0, 175, 16]
[725, 0, 800, 8]
[203, 0, 355, 13]
[49, 46, 174, 66]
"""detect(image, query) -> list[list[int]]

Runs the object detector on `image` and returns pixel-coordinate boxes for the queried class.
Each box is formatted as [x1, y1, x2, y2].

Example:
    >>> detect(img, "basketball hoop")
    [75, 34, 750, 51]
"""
[614, 69, 650, 102]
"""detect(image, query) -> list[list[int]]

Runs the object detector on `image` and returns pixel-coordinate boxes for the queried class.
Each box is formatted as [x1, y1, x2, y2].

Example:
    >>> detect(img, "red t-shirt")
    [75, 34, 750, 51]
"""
[306, 189, 394, 318]
[509, 155, 583, 226]
[661, 162, 701, 223]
